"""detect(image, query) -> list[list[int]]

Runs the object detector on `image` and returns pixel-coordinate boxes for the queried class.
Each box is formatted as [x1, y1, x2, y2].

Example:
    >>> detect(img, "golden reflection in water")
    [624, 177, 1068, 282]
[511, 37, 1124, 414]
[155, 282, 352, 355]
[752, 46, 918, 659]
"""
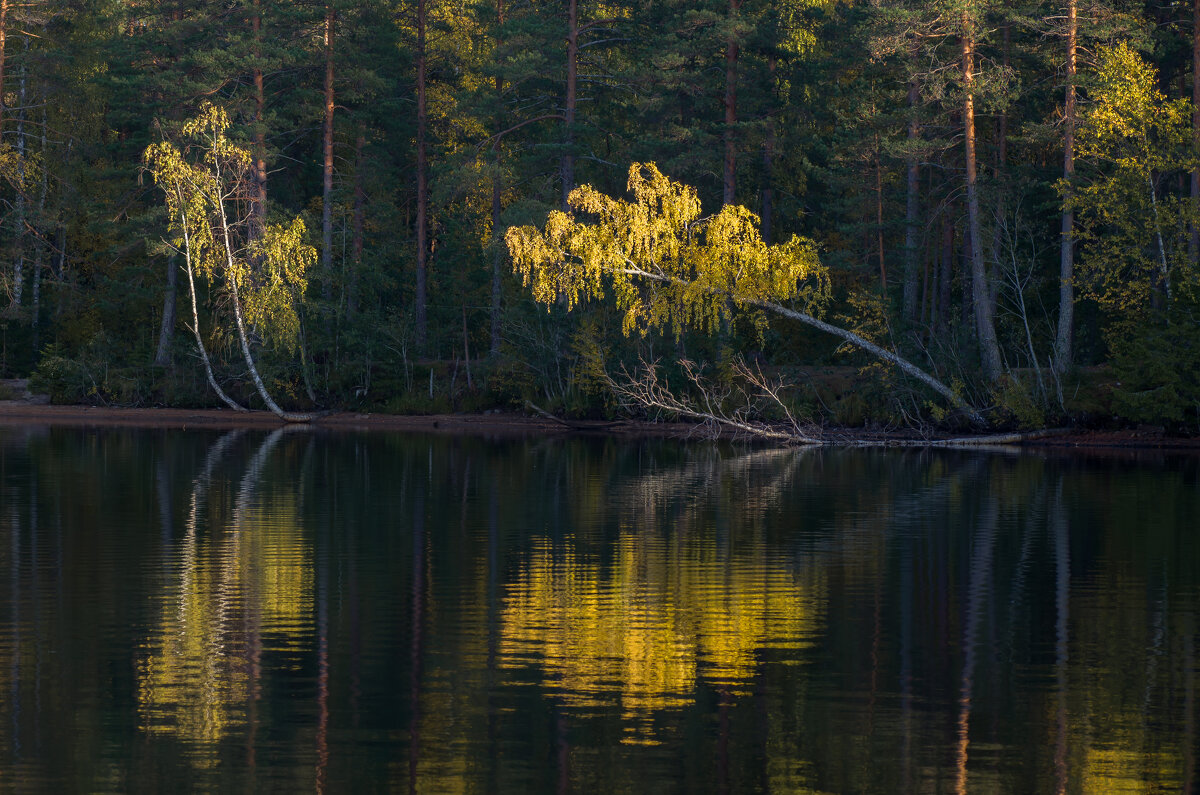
[499, 532, 824, 744]
[137, 496, 312, 751]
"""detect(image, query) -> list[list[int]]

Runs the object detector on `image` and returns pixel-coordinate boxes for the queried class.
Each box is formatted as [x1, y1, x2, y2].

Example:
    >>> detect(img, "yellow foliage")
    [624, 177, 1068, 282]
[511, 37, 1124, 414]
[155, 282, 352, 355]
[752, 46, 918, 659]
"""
[506, 163, 829, 338]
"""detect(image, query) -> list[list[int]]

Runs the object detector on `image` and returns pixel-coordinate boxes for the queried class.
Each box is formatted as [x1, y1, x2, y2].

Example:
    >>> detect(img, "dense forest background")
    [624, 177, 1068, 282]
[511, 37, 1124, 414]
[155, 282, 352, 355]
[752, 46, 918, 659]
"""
[1, 0, 1199, 429]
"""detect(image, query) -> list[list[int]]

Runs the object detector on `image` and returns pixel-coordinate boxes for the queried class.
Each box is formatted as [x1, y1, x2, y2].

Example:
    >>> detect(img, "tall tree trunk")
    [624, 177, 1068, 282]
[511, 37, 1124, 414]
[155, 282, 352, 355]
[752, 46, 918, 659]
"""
[561, 0, 577, 210]
[722, 0, 741, 206]
[154, 253, 178, 367]
[12, 42, 25, 307]
[761, 55, 776, 244]
[903, 72, 920, 322]
[1191, 0, 1199, 264]
[415, 0, 428, 350]
[31, 102, 46, 355]
[875, 144, 886, 293]
[252, 3, 267, 240]
[1054, 0, 1077, 374]
[322, 6, 336, 293]
[349, 131, 365, 322]
[0, 0, 8, 133]
[962, 12, 1003, 381]
[490, 0, 505, 357]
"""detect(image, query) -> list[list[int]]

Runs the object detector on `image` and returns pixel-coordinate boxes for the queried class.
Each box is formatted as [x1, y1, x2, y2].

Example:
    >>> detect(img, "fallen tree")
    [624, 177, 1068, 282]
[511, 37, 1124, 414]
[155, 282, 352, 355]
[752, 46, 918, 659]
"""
[505, 163, 982, 425]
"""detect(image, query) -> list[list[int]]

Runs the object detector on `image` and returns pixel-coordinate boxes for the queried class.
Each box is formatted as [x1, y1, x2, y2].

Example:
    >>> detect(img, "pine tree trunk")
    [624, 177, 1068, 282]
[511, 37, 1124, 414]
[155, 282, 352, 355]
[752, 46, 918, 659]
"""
[322, 6, 336, 294]
[962, 12, 1003, 381]
[415, 0, 429, 350]
[561, 0, 577, 210]
[1054, 0, 1077, 374]
[349, 131, 365, 322]
[31, 102, 46, 355]
[761, 55, 776, 245]
[1191, 0, 1199, 264]
[0, 0, 8, 133]
[722, 0, 741, 206]
[12, 44, 25, 307]
[903, 73, 920, 322]
[491, 0, 505, 357]
[252, 4, 267, 240]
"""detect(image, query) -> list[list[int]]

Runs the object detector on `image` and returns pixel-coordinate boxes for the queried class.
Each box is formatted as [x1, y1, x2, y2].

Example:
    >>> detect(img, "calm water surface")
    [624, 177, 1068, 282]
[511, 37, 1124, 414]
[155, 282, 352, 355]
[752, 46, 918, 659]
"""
[0, 425, 1197, 792]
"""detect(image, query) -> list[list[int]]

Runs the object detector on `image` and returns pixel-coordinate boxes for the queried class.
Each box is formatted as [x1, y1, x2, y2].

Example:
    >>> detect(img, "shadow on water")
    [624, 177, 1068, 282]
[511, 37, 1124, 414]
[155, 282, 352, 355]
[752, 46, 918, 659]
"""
[0, 427, 1197, 792]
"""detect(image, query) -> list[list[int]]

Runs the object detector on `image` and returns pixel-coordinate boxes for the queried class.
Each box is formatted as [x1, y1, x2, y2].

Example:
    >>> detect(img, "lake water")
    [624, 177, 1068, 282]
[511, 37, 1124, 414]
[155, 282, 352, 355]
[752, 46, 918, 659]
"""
[0, 425, 1197, 792]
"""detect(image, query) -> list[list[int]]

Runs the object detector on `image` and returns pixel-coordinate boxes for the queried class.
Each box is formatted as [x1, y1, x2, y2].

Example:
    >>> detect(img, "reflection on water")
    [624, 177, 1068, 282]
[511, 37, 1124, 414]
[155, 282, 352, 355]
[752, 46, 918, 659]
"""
[499, 533, 823, 742]
[0, 426, 1197, 792]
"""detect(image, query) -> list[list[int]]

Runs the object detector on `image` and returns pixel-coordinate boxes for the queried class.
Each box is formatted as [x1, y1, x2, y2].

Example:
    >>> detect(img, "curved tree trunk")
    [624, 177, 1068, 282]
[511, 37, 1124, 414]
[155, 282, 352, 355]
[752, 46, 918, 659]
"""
[212, 161, 316, 422]
[179, 210, 248, 413]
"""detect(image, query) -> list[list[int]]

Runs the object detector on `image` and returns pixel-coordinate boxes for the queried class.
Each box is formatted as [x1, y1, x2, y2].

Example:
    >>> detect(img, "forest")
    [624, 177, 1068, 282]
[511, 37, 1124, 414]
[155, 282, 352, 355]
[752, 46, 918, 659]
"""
[1, 0, 1199, 431]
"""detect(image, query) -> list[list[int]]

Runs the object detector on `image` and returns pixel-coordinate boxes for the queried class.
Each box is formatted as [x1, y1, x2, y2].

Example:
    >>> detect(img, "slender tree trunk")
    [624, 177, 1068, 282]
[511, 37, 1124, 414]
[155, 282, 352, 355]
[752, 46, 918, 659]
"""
[212, 155, 314, 421]
[415, 0, 428, 350]
[962, 13, 1003, 381]
[322, 6, 336, 292]
[722, 0, 741, 206]
[761, 55, 776, 244]
[1054, 0, 1077, 374]
[0, 0, 8, 133]
[252, 4, 267, 240]
[940, 216, 953, 330]
[349, 131, 365, 322]
[491, 0, 505, 357]
[154, 253, 178, 367]
[32, 103, 46, 355]
[12, 43, 26, 307]
[1191, 0, 1199, 264]
[561, 0, 577, 210]
[875, 143, 886, 293]
[903, 72, 920, 322]
[180, 210, 248, 412]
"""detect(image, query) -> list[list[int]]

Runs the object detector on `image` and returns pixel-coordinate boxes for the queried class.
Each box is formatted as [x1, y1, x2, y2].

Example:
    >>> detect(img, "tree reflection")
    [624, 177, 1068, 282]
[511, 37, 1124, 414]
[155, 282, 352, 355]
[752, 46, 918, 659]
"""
[137, 428, 313, 755]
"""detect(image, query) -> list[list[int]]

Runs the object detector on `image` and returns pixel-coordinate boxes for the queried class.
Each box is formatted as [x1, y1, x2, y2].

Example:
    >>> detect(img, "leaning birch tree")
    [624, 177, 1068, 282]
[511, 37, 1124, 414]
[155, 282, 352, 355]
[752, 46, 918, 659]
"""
[506, 163, 981, 423]
[144, 104, 318, 422]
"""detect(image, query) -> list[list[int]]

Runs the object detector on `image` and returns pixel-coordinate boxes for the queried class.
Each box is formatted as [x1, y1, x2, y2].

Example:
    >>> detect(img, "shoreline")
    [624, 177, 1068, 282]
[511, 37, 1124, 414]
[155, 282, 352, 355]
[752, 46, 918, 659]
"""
[1, 401, 1198, 451]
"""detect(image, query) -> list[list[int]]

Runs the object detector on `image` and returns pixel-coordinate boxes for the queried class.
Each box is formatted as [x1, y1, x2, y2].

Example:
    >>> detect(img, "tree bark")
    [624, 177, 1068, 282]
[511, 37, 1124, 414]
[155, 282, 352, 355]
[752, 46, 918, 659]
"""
[252, 3, 267, 240]
[12, 42, 26, 307]
[722, 0, 741, 206]
[903, 72, 920, 322]
[32, 102, 46, 355]
[154, 253, 178, 367]
[962, 12, 1003, 381]
[322, 6, 336, 292]
[415, 0, 428, 349]
[491, 0, 505, 357]
[561, 0, 577, 210]
[1054, 0, 1077, 374]
[180, 210, 248, 412]
[349, 131, 365, 322]
[761, 55, 776, 245]
[1191, 0, 1199, 264]
[0, 0, 8, 134]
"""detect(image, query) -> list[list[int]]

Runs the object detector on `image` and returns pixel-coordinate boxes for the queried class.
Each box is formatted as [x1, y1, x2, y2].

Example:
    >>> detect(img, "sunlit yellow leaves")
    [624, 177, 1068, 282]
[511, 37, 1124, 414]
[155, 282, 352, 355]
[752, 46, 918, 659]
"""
[506, 163, 828, 339]
[243, 219, 316, 355]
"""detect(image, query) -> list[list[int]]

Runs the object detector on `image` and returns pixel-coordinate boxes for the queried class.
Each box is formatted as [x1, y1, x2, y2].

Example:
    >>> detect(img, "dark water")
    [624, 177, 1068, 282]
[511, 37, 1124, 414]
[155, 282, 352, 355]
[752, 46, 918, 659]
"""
[0, 425, 1197, 793]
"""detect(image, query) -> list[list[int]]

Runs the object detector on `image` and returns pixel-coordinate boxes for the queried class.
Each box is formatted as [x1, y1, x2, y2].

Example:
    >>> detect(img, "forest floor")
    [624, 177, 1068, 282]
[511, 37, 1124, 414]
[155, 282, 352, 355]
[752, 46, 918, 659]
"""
[2, 399, 1199, 452]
